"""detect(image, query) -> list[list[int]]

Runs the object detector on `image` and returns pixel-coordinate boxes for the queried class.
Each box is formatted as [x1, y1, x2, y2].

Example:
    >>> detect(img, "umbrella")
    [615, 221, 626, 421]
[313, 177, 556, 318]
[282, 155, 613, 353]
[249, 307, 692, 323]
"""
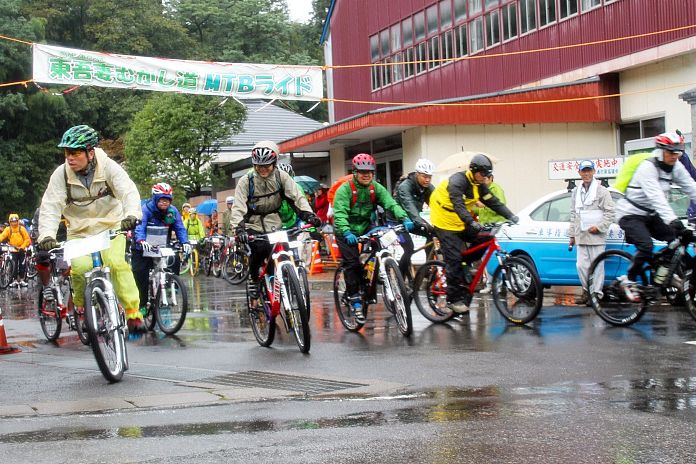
[294, 175, 320, 193]
[195, 199, 219, 216]
[434, 151, 500, 174]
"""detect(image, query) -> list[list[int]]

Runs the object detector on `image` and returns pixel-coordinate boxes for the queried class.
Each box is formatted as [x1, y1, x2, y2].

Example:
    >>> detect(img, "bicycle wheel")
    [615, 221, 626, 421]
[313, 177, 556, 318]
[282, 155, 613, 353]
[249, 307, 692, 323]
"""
[143, 298, 157, 331]
[38, 289, 62, 341]
[25, 254, 37, 279]
[73, 306, 90, 345]
[382, 258, 413, 336]
[84, 280, 125, 382]
[491, 256, 543, 324]
[211, 251, 222, 277]
[412, 260, 455, 323]
[226, 249, 249, 284]
[0, 258, 13, 289]
[297, 265, 311, 316]
[683, 266, 696, 321]
[333, 266, 365, 332]
[588, 249, 649, 326]
[248, 278, 276, 347]
[282, 265, 311, 353]
[155, 274, 188, 335]
[190, 249, 200, 276]
[179, 252, 191, 275]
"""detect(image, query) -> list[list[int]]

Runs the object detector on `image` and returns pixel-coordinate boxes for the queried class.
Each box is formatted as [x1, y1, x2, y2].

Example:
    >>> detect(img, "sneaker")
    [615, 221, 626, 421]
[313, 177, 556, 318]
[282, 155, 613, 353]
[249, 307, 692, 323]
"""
[479, 285, 492, 294]
[127, 318, 148, 334]
[19, 280, 28, 288]
[574, 290, 590, 306]
[9, 281, 18, 288]
[246, 280, 259, 300]
[349, 295, 366, 323]
[42, 286, 55, 302]
[447, 300, 470, 314]
[617, 275, 641, 303]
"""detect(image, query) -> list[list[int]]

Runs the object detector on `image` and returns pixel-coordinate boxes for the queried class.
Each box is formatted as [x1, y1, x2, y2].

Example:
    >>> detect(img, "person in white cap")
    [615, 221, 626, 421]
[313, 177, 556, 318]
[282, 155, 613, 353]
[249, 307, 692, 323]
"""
[221, 195, 235, 237]
[568, 160, 614, 305]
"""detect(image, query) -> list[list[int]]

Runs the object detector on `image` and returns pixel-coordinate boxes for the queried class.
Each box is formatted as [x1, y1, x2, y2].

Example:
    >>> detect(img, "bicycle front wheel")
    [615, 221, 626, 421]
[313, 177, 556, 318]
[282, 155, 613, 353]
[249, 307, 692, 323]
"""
[297, 265, 311, 317]
[179, 252, 190, 275]
[248, 279, 276, 347]
[38, 289, 62, 341]
[383, 258, 412, 336]
[25, 255, 37, 279]
[73, 306, 90, 345]
[84, 280, 126, 382]
[491, 256, 543, 325]
[212, 254, 222, 278]
[190, 249, 200, 276]
[224, 250, 249, 285]
[0, 258, 13, 288]
[155, 274, 188, 335]
[333, 266, 365, 332]
[282, 265, 311, 353]
[588, 249, 648, 326]
[412, 260, 455, 323]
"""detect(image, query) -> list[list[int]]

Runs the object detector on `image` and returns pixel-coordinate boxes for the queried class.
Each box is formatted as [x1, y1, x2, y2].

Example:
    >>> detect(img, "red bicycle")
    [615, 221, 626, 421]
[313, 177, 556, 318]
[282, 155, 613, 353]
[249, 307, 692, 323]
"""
[412, 223, 543, 325]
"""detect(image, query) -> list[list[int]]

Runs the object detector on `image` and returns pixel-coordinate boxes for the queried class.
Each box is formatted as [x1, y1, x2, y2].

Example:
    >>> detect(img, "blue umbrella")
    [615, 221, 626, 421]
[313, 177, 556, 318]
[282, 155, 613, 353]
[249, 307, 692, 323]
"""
[195, 199, 219, 216]
[294, 175, 320, 193]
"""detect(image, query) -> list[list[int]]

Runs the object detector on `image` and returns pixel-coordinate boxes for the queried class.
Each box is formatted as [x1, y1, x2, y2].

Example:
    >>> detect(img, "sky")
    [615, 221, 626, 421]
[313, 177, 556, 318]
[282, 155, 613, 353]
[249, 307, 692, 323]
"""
[287, 0, 314, 23]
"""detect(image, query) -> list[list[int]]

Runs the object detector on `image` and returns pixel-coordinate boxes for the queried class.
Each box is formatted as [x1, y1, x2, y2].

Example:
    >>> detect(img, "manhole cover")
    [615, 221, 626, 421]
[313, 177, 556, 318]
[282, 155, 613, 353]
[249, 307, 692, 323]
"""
[199, 370, 367, 394]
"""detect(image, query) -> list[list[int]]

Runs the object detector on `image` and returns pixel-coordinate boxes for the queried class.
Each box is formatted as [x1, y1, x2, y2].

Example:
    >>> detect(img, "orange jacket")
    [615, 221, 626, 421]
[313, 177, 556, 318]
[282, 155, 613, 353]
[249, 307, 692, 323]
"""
[0, 223, 31, 249]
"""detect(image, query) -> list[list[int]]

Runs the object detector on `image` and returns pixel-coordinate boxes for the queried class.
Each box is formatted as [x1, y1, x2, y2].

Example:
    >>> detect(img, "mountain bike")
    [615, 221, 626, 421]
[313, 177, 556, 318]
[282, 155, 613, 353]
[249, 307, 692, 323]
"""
[333, 224, 413, 336]
[0, 244, 14, 289]
[179, 238, 200, 276]
[142, 244, 188, 335]
[23, 245, 37, 280]
[71, 230, 129, 382]
[223, 235, 250, 284]
[587, 229, 696, 326]
[412, 222, 543, 325]
[246, 225, 312, 353]
[204, 234, 224, 277]
[37, 245, 89, 345]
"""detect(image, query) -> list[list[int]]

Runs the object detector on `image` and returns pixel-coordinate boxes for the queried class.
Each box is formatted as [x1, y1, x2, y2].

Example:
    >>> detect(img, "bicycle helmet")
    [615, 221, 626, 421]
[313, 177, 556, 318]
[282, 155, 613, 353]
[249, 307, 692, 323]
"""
[57, 125, 99, 149]
[415, 158, 435, 175]
[8, 213, 19, 222]
[277, 163, 295, 177]
[182, 202, 191, 209]
[655, 132, 685, 152]
[225, 196, 234, 204]
[469, 154, 493, 177]
[151, 182, 173, 202]
[352, 153, 376, 171]
[251, 140, 280, 165]
[189, 207, 197, 214]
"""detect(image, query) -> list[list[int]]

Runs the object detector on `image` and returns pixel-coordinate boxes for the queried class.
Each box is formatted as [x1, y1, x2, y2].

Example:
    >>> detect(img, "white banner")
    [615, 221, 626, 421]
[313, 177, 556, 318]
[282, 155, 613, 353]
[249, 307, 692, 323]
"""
[548, 157, 624, 180]
[33, 44, 324, 101]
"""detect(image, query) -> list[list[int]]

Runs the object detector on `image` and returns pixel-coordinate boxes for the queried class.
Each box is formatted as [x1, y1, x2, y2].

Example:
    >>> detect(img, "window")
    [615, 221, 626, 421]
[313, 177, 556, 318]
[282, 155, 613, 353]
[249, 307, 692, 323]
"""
[582, 0, 601, 11]
[440, 0, 453, 27]
[560, 0, 578, 18]
[428, 36, 441, 69]
[380, 30, 390, 57]
[539, 0, 556, 26]
[469, 0, 482, 16]
[381, 58, 392, 86]
[404, 47, 415, 78]
[619, 116, 666, 155]
[427, 5, 439, 36]
[454, 0, 467, 21]
[416, 42, 428, 74]
[502, 2, 517, 41]
[371, 64, 380, 90]
[392, 51, 403, 82]
[370, 35, 379, 61]
[414, 12, 426, 41]
[442, 29, 454, 62]
[530, 194, 571, 222]
[390, 24, 401, 53]
[469, 17, 484, 53]
[456, 24, 467, 57]
[485, 0, 498, 9]
[520, 0, 536, 34]
[485, 10, 500, 47]
[402, 18, 413, 47]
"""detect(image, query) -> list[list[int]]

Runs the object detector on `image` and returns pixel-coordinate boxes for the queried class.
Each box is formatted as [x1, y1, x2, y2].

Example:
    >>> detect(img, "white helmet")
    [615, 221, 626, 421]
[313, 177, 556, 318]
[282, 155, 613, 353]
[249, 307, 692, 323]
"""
[225, 196, 234, 204]
[415, 158, 434, 175]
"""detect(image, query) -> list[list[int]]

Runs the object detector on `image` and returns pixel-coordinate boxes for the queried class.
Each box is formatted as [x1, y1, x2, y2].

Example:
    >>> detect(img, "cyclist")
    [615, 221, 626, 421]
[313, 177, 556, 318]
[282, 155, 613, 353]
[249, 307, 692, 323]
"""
[205, 210, 219, 236]
[0, 213, 32, 287]
[184, 207, 206, 242]
[181, 203, 191, 222]
[429, 153, 518, 314]
[220, 196, 235, 237]
[36, 124, 145, 332]
[616, 131, 696, 300]
[333, 153, 414, 322]
[229, 141, 321, 299]
[390, 158, 436, 278]
[131, 183, 191, 318]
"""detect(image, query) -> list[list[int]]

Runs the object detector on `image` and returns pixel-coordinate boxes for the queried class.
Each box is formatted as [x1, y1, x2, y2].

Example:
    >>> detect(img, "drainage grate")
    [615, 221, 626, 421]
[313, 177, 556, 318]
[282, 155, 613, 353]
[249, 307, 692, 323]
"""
[198, 370, 368, 394]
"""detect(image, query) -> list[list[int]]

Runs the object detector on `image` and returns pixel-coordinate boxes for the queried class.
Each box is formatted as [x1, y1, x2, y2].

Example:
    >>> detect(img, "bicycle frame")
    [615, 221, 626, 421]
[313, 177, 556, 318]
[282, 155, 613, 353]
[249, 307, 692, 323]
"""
[258, 239, 299, 325]
[149, 247, 178, 308]
[460, 235, 503, 295]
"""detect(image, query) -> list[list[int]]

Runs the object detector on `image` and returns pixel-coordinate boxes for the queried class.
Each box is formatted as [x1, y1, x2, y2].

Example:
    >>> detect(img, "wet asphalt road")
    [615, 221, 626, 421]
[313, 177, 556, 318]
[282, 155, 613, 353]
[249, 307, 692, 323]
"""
[2, 274, 696, 463]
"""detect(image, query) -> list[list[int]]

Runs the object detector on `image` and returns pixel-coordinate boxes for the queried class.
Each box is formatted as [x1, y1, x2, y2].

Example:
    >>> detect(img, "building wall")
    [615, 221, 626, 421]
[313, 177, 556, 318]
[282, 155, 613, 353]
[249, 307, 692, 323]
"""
[400, 122, 616, 211]
[619, 51, 696, 130]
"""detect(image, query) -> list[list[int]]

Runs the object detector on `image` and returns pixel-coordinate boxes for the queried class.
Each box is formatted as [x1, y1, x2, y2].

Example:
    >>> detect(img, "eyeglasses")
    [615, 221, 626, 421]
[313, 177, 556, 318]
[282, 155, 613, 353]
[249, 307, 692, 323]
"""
[9, 219, 18, 223]
[64, 148, 86, 158]
[256, 164, 274, 170]
[356, 170, 374, 175]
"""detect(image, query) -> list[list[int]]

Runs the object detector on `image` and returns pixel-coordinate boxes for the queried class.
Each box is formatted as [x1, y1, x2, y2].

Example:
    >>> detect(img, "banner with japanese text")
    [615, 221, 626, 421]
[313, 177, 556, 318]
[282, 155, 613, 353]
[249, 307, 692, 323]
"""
[548, 157, 624, 180]
[33, 44, 323, 101]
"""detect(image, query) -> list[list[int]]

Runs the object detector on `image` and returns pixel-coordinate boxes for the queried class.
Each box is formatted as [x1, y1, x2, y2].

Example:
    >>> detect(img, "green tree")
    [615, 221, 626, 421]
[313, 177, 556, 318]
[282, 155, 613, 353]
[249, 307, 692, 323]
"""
[125, 93, 246, 198]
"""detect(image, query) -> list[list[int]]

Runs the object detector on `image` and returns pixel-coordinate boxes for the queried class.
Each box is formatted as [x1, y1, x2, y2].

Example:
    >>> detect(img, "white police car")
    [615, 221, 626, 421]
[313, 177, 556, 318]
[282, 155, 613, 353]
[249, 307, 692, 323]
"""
[486, 187, 690, 285]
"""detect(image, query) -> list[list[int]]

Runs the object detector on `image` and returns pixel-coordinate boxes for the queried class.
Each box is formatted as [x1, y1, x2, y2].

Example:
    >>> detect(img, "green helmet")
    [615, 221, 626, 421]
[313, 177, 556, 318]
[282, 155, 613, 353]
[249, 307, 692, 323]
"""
[57, 125, 99, 149]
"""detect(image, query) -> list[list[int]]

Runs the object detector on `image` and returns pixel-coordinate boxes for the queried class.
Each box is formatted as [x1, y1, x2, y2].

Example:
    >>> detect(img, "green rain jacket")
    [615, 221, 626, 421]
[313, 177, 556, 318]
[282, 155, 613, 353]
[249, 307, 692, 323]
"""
[333, 176, 408, 236]
[279, 184, 305, 229]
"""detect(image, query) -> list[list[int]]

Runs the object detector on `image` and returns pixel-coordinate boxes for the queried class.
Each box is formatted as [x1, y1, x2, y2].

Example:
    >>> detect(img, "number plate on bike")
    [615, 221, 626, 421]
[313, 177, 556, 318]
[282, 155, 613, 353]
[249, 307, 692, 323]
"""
[159, 247, 175, 257]
[267, 230, 289, 244]
[288, 241, 301, 249]
[64, 230, 110, 261]
[211, 237, 221, 245]
[380, 230, 399, 247]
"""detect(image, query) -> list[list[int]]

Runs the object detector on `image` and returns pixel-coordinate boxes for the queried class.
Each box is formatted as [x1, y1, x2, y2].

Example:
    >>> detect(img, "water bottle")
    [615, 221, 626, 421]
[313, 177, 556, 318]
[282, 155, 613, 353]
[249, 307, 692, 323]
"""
[365, 256, 376, 282]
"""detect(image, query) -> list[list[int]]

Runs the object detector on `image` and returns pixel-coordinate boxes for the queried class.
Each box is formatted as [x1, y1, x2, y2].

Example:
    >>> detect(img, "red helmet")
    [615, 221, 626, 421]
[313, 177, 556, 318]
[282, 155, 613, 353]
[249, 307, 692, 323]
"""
[352, 153, 376, 171]
[655, 132, 685, 152]
[152, 182, 173, 198]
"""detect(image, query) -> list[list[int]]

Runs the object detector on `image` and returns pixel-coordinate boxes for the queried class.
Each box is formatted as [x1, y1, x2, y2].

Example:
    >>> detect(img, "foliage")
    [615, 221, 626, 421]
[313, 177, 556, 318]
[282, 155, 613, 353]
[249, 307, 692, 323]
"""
[124, 93, 246, 198]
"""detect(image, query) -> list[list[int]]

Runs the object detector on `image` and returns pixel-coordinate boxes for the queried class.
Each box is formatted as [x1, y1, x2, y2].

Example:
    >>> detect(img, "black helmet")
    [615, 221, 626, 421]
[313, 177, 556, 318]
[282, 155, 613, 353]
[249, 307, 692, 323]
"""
[469, 154, 493, 176]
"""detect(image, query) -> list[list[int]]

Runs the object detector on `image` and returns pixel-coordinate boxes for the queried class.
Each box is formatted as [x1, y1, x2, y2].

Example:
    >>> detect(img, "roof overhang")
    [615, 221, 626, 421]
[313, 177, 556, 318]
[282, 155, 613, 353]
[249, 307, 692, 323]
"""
[279, 76, 620, 153]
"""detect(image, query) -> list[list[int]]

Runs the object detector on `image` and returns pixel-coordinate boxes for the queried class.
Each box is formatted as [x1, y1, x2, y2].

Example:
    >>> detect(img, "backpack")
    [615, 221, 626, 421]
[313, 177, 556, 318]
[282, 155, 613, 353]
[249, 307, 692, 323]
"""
[244, 169, 292, 222]
[63, 165, 114, 206]
[613, 153, 654, 193]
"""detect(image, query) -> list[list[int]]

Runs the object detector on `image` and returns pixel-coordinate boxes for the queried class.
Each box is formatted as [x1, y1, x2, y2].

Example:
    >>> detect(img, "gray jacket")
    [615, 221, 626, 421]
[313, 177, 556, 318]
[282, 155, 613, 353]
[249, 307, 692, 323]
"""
[569, 183, 615, 246]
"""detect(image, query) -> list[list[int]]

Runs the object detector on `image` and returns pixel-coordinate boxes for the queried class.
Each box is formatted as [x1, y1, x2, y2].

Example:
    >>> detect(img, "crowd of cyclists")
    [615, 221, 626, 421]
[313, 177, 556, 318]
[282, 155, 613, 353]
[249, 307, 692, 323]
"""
[2, 124, 696, 340]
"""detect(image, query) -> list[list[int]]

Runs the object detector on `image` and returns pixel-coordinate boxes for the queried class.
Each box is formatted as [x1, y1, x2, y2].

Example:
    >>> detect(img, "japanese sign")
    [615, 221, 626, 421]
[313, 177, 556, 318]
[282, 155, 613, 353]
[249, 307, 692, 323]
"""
[548, 157, 624, 180]
[33, 44, 323, 101]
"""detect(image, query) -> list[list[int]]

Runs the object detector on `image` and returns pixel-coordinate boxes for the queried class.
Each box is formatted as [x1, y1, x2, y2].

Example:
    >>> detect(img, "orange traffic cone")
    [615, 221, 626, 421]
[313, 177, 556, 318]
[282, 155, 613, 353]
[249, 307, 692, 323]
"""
[309, 240, 324, 275]
[0, 308, 21, 355]
[329, 234, 341, 262]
